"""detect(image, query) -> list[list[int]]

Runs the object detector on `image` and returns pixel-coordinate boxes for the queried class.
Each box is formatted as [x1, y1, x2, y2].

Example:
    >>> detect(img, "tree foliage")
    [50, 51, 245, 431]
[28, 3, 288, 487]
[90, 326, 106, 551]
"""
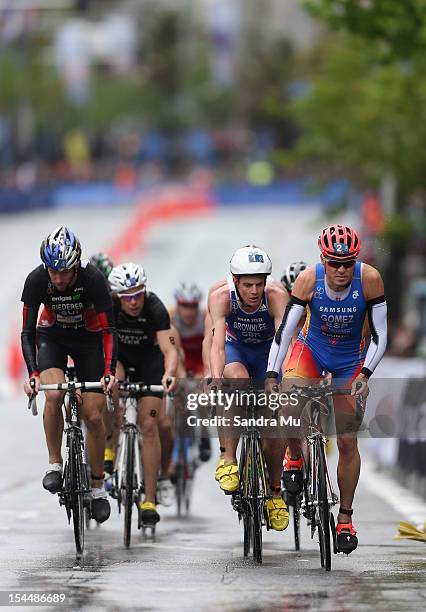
[303, 0, 426, 60]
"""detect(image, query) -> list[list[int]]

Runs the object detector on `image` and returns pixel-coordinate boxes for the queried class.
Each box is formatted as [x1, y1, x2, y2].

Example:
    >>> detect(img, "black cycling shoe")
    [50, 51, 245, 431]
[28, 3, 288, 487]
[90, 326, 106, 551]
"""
[199, 437, 212, 462]
[139, 502, 160, 525]
[104, 460, 114, 476]
[42, 470, 62, 493]
[91, 497, 111, 523]
[282, 469, 303, 495]
[336, 524, 358, 554]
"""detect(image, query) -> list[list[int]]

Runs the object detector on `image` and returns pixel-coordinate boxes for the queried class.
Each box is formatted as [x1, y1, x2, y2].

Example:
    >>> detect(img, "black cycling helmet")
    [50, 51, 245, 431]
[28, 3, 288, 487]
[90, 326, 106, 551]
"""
[89, 252, 114, 280]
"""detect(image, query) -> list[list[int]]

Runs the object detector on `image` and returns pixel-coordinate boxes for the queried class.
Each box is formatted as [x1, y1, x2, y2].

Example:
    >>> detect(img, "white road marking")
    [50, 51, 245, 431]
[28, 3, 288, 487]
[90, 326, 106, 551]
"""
[362, 459, 426, 527]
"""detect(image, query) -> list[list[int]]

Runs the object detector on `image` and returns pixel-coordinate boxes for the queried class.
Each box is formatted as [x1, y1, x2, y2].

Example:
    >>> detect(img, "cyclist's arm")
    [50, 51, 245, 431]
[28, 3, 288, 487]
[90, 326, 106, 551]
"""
[170, 323, 187, 377]
[360, 264, 387, 378]
[266, 268, 314, 377]
[157, 329, 179, 378]
[266, 280, 289, 330]
[21, 304, 40, 377]
[208, 288, 228, 379]
[88, 269, 118, 376]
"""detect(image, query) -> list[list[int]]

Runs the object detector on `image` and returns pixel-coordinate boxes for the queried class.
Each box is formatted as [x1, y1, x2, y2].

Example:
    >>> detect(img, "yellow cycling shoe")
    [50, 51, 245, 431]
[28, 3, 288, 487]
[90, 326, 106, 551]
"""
[219, 462, 239, 494]
[104, 448, 115, 462]
[138, 501, 160, 524]
[266, 497, 289, 531]
[214, 456, 225, 482]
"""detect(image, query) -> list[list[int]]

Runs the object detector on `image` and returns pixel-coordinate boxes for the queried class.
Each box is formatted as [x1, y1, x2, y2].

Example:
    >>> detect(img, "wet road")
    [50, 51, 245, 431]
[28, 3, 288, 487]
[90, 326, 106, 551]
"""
[1, 205, 424, 610]
[0, 396, 425, 612]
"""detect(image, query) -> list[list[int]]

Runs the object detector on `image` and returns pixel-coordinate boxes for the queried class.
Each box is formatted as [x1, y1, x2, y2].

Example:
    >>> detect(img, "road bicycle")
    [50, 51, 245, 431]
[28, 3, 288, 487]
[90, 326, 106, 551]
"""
[29, 379, 113, 563]
[289, 382, 364, 571]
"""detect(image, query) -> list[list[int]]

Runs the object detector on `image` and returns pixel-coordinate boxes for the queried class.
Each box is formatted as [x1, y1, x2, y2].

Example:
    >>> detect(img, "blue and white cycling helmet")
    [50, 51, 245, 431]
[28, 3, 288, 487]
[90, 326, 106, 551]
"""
[40, 226, 82, 271]
[108, 262, 147, 293]
[230, 245, 272, 276]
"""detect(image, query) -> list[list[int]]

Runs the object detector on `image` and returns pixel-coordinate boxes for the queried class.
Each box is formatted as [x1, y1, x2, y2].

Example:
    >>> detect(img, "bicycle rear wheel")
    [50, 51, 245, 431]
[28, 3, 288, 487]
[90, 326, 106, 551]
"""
[250, 438, 263, 564]
[286, 493, 301, 551]
[124, 429, 136, 548]
[69, 431, 85, 558]
[175, 463, 184, 517]
[317, 440, 331, 571]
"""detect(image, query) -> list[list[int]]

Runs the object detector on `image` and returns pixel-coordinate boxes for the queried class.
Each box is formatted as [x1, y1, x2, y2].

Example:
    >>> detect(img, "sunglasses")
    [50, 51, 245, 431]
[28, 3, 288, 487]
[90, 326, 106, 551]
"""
[178, 302, 199, 309]
[325, 259, 356, 269]
[117, 288, 146, 301]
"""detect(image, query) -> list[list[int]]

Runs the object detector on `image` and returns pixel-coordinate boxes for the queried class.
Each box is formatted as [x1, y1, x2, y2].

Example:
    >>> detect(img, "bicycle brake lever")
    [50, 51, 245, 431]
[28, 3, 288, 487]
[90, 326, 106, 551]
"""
[106, 394, 114, 413]
[165, 394, 174, 417]
[27, 394, 38, 416]
[28, 378, 38, 416]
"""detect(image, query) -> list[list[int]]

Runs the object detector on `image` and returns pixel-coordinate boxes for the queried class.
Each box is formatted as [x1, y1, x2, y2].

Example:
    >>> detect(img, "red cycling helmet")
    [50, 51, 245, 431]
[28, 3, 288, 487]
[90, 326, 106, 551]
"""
[318, 225, 361, 260]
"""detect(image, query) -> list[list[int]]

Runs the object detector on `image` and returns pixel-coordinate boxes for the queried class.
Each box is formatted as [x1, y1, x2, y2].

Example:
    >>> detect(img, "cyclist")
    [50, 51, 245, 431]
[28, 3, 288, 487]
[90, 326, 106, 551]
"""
[89, 252, 118, 478]
[21, 226, 116, 523]
[209, 245, 290, 531]
[89, 252, 114, 281]
[170, 282, 211, 462]
[170, 283, 205, 377]
[266, 224, 387, 553]
[281, 261, 307, 296]
[108, 262, 178, 525]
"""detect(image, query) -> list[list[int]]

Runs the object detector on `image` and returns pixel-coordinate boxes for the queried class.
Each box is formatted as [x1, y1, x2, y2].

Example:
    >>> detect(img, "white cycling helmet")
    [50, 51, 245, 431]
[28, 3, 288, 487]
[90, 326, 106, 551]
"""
[108, 262, 147, 293]
[230, 245, 272, 276]
[281, 261, 308, 292]
[174, 282, 202, 304]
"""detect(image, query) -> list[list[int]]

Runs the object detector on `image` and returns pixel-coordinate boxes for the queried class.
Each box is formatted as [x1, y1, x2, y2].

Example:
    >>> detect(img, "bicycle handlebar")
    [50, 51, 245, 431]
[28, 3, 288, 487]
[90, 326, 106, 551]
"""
[39, 382, 103, 391]
[119, 382, 164, 393]
[290, 381, 363, 399]
[28, 380, 113, 416]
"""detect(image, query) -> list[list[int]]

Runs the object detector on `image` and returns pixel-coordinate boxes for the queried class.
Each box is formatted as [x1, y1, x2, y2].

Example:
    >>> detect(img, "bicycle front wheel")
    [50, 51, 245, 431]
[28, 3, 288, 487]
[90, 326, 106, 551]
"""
[69, 431, 85, 558]
[124, 429, 136, 548]
[239, 438, 251, 557]
[317, 440, 331, 571]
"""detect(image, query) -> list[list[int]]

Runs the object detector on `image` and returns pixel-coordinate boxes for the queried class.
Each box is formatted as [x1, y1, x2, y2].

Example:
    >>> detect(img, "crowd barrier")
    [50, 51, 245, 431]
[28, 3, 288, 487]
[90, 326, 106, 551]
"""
[396, 377, 426, 499]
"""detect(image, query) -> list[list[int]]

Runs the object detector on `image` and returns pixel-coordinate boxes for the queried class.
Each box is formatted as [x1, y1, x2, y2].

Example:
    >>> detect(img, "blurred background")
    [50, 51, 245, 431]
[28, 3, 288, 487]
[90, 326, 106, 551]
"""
[0, 1, 425, 493]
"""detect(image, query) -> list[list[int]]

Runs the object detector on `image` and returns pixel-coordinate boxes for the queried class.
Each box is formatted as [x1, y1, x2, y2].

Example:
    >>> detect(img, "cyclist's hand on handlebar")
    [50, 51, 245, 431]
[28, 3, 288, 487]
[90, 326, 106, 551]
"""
[351, 374, 369, 398]
[162, 375, 176, 393]
[101, 374, 116, 394]
[265, 376, 280, 395]
[24, 376, 40, 398]
[205, 377, 221, 393]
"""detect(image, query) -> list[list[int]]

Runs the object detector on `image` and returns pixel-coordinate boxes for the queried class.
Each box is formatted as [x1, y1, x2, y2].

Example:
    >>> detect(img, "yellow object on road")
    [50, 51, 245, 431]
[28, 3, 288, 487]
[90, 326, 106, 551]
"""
[395, 521, 426, 542]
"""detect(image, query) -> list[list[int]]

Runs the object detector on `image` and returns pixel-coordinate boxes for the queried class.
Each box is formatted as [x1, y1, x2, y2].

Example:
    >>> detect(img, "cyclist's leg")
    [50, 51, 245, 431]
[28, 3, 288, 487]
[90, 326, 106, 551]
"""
[73, 336, 111, 522]
[218, 349, 249, 493]
[138, 395, 162, 505]
[40, 369, 66, 462]
[104, 360, 125, 474]
[36, 334, 67, 491]
[247, 342, 284, 496]
[332, 362, 365, 549]
[280, 340, 323, 494]
[222, 364, 249, 466]
[282, 339, 322, 458]
[158, 398, 174, 478]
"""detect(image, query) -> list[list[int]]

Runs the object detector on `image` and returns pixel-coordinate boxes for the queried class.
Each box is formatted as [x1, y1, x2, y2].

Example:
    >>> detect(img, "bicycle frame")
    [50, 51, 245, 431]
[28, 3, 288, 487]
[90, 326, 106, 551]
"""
[115, 396, 142, 494]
